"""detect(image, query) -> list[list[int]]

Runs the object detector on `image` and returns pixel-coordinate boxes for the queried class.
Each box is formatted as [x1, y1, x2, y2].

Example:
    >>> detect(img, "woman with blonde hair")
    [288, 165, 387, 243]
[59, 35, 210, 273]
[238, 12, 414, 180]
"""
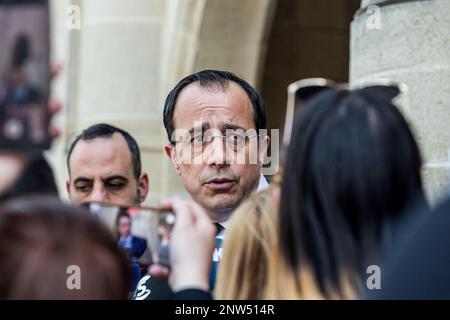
[216, 185, 329, 300]
[215, 186, 283, 299]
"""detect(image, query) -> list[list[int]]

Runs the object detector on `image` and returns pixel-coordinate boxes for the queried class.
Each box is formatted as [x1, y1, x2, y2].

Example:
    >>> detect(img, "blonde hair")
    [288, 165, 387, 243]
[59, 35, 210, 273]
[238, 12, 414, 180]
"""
[215, 185, 357, 300]
[215, 187, 280, 299]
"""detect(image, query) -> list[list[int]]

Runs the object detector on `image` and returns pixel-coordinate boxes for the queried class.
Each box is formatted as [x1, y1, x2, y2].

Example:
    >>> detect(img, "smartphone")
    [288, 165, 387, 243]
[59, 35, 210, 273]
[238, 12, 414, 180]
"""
[84, 202, 176, 268]
[0, 0, 50, 152]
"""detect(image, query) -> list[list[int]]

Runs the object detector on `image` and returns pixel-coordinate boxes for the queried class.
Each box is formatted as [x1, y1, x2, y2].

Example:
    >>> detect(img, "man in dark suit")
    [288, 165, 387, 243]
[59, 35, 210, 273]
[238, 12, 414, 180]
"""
[116, 211, 147, 260]
[116, 211, 148, 293]
[133, 70, 270, 300]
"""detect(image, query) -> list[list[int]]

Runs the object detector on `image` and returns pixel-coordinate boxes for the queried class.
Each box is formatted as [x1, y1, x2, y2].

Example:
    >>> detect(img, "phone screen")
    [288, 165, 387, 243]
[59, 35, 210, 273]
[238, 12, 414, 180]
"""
[84, 202, 176, 268]
[0, 0, 50, 152]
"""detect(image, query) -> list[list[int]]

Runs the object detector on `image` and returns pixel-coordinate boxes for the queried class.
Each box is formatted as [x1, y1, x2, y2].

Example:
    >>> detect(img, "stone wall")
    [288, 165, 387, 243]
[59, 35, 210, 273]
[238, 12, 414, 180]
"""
[350, 0, 450, 203]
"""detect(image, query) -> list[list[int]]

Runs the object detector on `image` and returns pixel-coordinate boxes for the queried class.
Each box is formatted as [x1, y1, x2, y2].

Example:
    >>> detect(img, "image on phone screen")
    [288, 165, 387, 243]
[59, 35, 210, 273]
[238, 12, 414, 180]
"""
[85, 203, 176, 269]
[0, 0, 50, 151]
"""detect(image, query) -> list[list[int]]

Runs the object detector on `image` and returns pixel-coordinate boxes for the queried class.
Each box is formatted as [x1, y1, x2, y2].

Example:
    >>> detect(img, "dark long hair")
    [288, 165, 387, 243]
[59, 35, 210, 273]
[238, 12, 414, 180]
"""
[279, 87, 425, 297]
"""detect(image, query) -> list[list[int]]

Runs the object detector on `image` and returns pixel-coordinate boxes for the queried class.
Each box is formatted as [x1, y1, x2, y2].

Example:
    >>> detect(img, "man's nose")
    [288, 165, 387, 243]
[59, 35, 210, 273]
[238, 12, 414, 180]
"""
[205, 136, 229, 168]
[86, 185, 108, 203]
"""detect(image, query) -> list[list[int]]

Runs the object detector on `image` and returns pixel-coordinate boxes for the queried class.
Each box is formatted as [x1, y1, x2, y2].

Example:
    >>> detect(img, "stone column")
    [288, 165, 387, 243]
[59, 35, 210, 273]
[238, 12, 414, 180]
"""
[350, 0, 450, 203]
[49, 0, 277, 203]
[49, 0, 167, 205]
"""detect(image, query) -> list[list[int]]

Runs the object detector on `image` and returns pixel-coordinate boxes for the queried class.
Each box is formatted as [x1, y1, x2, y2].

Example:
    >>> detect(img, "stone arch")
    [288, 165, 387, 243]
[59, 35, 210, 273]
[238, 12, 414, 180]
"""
[259, 0, 360, 138]
[350, 0, 450, 202]
[159, 0, 278, 195]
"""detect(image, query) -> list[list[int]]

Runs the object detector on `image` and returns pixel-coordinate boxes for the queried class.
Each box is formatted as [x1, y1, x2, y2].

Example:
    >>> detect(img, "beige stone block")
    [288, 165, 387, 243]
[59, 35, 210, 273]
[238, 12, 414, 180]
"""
[351, 0, 450, 81]
[76, 23, 162, 115]
[82, 0, 165, 20]
[350, 0, 450, 203]
[422, 166, 450, 207]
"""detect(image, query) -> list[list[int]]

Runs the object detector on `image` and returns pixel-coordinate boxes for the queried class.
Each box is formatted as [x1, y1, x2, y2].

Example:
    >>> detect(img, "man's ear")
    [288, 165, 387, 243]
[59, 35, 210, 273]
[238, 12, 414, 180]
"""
[138, 173, 150, 203]
[165, 143, 181, 175]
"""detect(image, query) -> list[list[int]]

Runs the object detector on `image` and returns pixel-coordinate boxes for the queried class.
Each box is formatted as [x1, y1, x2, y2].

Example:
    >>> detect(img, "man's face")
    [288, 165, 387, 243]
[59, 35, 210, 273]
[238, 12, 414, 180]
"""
[165, 82, 268, 222]
[67, 133, 148, 206]
[118, 216, 131, 237]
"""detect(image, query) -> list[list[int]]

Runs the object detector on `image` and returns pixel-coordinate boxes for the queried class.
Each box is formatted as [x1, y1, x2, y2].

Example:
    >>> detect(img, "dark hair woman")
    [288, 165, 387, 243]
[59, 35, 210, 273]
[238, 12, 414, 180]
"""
[279, 86, 426, 299]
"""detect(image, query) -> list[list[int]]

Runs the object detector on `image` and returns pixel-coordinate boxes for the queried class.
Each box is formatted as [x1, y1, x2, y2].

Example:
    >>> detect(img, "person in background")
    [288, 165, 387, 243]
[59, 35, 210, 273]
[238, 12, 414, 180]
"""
[115, 211, 148, 292]
[116, 211, 147, 260]
[66, 123, 149, 207]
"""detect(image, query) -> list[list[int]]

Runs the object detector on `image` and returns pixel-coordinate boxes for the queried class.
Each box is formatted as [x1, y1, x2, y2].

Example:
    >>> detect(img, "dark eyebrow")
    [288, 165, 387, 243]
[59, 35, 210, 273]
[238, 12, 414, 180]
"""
[188, 123, 209, 135]
[223, 123, 246, 131]
[73, 177, 93, 184]
[104, 175, 129, 183]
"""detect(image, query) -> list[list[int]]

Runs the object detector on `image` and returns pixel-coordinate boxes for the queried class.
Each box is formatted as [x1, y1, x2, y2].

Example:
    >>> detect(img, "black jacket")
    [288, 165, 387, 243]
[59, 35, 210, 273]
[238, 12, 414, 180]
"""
[370, 198, 450, 299]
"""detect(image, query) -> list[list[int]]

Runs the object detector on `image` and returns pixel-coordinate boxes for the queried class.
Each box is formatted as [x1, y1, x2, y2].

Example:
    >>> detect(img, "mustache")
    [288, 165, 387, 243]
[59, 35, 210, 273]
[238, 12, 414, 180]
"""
[199, 170, 240, 184]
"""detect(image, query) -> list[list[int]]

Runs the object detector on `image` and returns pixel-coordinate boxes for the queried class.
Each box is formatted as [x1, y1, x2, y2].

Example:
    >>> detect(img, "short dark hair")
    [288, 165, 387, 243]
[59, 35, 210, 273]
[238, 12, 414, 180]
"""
[67, 123, 142, 181]
[163, 70, 266, 142]
[279, 86, 425, 298]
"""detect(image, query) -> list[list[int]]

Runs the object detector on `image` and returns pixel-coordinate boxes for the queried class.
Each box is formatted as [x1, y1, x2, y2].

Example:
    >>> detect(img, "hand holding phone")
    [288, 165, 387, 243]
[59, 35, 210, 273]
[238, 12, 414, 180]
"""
[167, 197, 216, 292]
[84, 199, 215, 297]
[85, 202, 175, 265]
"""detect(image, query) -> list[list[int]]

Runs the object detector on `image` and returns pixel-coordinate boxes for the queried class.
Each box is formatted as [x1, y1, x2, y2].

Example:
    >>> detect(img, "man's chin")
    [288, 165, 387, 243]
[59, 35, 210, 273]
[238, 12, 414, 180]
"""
[202, 197, 241, 221]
